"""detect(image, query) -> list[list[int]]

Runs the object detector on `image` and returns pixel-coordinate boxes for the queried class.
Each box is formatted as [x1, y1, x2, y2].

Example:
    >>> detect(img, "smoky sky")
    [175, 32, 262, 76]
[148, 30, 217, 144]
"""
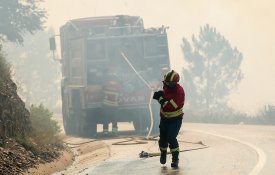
[43, 0, 275, 114]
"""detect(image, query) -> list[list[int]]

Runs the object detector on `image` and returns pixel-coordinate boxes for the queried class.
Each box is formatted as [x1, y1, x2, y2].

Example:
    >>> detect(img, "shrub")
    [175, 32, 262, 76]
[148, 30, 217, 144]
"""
[29, 104, 60, 145]
[15, 135, 40, 155]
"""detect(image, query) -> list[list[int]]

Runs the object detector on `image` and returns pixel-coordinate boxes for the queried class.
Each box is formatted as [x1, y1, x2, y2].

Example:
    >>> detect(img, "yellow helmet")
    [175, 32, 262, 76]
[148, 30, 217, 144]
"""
[164, 70, 180, 83]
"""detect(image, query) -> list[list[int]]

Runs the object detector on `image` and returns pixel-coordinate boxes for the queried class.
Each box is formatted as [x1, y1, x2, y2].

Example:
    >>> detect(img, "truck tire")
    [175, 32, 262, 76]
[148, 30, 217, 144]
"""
[133, 109, 150, 133]
[71, 89, 82, 136]
[64, 111, 78, 136]
[85, 109, 98, 137]
[151, 112, 160, 135]
[89, 123, 97, 137]
[133, 118, 147, 133]
[150, 103, 160, 135]
[76, 111, 89, 137]
[70, 112, 78, 135]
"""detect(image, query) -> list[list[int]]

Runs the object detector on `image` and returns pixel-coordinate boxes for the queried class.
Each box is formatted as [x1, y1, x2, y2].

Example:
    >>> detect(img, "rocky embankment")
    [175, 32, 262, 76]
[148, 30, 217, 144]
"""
[0, 138, 61, 174]
[0, 78, 31, 146]
[0, 52, 62, 174]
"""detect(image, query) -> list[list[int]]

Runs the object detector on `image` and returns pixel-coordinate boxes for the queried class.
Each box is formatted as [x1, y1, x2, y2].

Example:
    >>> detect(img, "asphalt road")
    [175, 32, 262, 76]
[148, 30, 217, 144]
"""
[54, 123, 275, 175]
[184, 123, 275, 175]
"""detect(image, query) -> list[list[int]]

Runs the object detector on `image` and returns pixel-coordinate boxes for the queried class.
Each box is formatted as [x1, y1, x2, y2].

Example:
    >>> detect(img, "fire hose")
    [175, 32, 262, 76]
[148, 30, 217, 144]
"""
[119, 51, 210, 158]
[64, 135, 209, 158]
[120, 51, 156, 139]
[138, 139, 209, 158]
[139, 146, 209, 158]
[63, 52, 209, 159]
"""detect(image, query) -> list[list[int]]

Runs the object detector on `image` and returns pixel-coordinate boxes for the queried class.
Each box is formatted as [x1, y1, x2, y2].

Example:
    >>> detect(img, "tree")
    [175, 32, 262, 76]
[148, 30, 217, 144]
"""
[256, 105, 275, 125]
[3, 29, 61, 111]
[181, 24, 243, 120]
[0, 0, 46, 44]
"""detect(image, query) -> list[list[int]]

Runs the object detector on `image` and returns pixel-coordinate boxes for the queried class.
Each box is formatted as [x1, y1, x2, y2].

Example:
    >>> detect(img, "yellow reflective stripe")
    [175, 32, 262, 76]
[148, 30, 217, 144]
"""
[170, 71, 177, 81]
[170, 99, 178, 109]
[103, 100, 118, 106]
[170, 147, 179, 152]
[159, 96, 169, 107]
[158, 96, 164, 103]
[163, 101, 168, 108]
[160, 108, 183, 118]
[164, 72, 170, 81]
[160, 147, 168, 151]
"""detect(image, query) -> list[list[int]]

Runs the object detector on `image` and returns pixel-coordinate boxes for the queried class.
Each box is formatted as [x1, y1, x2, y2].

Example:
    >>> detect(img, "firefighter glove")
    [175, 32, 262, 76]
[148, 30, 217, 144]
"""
[153, 91, 164, 100]
[159, 98, 169, 106]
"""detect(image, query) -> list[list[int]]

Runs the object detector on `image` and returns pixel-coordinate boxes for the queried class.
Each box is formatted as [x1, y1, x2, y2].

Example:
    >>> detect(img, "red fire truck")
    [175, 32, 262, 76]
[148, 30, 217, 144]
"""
[52, 15, 170, 136]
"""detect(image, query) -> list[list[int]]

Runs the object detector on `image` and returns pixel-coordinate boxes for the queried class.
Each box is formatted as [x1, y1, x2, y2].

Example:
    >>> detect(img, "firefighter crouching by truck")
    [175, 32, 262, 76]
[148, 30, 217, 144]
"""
[101, 68, 122, 136]
[153, 70, 185, 168]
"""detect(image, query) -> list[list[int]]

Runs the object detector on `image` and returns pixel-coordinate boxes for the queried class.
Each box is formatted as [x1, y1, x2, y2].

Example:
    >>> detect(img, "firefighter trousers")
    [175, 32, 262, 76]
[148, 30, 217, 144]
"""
[159, 117, 182, 154]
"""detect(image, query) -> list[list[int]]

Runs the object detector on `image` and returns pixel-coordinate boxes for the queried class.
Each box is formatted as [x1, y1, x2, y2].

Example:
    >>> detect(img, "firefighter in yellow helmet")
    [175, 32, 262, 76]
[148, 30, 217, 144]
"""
[153, 70, 185, 168]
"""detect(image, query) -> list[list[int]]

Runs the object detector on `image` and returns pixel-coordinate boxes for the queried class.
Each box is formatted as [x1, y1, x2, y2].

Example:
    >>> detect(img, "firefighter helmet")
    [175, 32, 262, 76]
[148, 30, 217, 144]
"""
[163, 70, 180, 83]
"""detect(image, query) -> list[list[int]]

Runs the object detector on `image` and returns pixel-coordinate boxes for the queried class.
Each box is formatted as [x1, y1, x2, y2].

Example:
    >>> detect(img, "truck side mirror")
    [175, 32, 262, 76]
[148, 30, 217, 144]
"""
[49, 37, 56, 51]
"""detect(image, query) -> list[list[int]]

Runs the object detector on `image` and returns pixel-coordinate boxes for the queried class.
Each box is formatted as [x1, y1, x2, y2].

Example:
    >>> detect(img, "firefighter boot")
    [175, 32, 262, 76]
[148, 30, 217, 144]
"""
[160, 150, 167, 164]
[171, 151, 179, 168]
[111, 127, 118, 137]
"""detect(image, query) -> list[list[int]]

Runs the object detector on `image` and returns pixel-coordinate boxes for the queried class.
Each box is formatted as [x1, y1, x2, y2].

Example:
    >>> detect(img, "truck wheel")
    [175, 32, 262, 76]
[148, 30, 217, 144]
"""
[70, 114, 78, 136]
[133, 118, 147, 133]
[85, 109, 98, 137]
[151, 113, 160, 135]
[150, 103, 160, 135]
[64, 113, 77, 135]
[85, 122, 97, 137]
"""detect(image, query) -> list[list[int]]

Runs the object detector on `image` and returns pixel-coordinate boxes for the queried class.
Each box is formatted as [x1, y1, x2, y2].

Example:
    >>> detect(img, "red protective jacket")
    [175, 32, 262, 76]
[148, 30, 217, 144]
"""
[159, 84, 185, 119]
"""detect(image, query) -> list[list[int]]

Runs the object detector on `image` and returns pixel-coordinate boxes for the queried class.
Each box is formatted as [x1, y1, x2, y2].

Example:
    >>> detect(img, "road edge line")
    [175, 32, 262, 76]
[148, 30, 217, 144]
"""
[188, 129, 266, 175]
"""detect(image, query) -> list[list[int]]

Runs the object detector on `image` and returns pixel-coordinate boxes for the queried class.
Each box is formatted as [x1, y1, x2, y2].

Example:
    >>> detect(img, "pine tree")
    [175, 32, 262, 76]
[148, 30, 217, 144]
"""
[181, 24, 243, 120]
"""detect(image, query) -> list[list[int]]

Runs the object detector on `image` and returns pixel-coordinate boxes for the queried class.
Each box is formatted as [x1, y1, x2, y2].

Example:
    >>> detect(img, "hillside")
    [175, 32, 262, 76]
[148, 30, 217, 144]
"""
[0, 48, 62, 174]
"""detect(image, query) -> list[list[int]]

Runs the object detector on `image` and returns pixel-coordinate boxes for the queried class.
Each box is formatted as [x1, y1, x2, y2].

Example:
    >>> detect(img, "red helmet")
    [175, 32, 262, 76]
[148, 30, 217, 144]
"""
[163, 70, 180, 83]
